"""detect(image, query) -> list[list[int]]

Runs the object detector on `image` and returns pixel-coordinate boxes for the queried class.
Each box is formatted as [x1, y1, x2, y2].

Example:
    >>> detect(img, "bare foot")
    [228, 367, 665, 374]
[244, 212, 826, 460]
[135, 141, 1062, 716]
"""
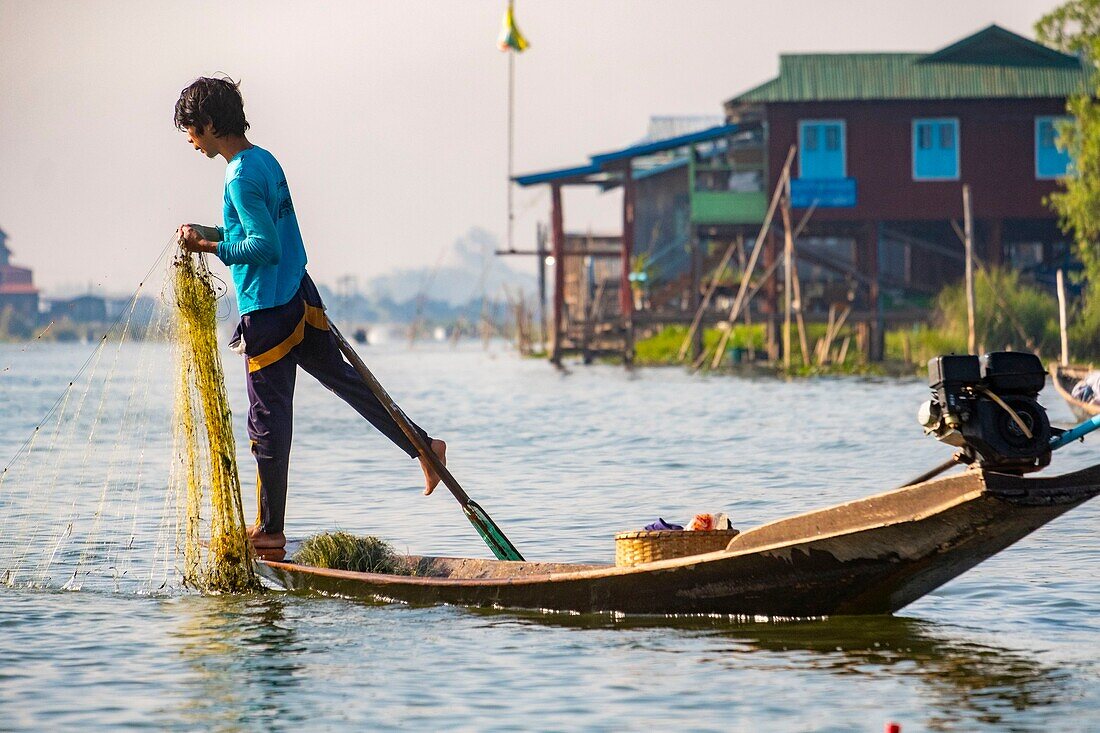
[420, 439, 447, 496]
[247, 525, 287, 550]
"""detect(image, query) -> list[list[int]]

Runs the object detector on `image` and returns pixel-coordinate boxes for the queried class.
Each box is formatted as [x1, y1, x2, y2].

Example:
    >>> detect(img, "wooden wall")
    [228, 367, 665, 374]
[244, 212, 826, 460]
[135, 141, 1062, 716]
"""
[764, 98, 1069, 222]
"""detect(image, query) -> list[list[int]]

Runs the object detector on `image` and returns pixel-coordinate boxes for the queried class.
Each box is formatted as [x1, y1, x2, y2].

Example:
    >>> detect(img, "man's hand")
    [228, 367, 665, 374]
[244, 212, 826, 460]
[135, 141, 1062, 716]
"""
[176, 224, 218, 254]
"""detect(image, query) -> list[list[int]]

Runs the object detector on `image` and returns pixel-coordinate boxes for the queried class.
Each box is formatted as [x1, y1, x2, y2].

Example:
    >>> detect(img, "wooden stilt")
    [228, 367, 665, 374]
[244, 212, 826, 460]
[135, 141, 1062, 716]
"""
[781, 193, 809, 366]
[621, 159, 636, 367]
[536, 223, 548, 350]
[550, 183, 565, 366]
[962, 185, 977, 355]
[1057, 268, 1069, 367]
[689, 234, 704, 360]
[783, 207, 793, 370]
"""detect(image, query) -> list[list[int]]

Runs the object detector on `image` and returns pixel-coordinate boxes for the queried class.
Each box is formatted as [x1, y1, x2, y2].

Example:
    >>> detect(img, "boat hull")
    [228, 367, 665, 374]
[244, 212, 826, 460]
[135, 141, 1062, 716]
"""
[256, 465, 1100, 616]
[1051, 363, 1100, 422]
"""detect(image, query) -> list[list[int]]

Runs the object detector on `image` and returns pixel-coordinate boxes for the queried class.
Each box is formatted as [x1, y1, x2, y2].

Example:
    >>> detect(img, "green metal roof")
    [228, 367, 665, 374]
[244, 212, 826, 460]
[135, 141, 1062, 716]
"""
[730, 25, 1092, 104]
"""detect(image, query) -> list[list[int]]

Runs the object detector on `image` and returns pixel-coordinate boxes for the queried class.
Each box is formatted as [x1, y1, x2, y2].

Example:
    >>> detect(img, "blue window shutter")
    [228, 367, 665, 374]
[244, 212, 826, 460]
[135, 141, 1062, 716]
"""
[799, 120, 845, 179]
[1036, 116, 1072, 179]
[913, 119, 959, 180]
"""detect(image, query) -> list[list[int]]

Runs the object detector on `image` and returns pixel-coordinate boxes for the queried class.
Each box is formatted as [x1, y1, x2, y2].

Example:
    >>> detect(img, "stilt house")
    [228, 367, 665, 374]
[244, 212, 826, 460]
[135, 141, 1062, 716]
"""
[0, 228, 40, 335]
[513, 24, 1090, 364]
[728, 24, 1090, 358]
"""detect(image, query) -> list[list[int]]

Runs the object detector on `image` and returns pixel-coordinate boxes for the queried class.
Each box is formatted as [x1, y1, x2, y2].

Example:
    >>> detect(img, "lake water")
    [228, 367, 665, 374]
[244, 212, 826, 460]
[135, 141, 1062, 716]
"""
[0, 340, 1097, 731]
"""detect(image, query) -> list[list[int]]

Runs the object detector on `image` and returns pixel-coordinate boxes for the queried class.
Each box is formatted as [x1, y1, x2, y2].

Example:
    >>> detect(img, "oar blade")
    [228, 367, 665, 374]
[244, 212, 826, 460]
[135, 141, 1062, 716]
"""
[464, 501, 524, 561]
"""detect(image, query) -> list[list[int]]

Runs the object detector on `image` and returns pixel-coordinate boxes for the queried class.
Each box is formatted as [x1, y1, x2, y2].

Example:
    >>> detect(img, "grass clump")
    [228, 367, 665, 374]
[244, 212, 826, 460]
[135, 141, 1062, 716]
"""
[935, 267, 1059, 356]
[633, 324, 766, 365]
[294, 531, 410, 574]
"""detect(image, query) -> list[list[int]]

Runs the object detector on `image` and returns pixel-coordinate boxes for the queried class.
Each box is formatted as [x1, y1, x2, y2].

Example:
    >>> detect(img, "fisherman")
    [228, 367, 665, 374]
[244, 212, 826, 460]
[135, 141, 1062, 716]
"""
[173, 76, 446, 551]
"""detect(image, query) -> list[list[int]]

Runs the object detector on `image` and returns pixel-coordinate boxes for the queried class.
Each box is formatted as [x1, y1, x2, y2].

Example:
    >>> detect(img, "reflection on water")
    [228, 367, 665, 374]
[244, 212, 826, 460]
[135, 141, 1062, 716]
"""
[483, 610, 1070, 730]
[171, 595, 306, 731]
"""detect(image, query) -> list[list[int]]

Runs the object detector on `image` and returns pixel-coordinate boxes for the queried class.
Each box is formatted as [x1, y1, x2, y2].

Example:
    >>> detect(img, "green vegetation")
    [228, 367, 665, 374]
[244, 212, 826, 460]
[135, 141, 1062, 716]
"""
[294, 531, 411, 575]
[0, 305, 38, 341]
[887, 267, 1060, 368]
[1037, 2, 1100, 355]
[935, 268, 1060, 354]
[633, 322, 879, 375]
[885, 324, 963, 369]
[636, 266, 1064, 376]
[633, 324, 765, 365]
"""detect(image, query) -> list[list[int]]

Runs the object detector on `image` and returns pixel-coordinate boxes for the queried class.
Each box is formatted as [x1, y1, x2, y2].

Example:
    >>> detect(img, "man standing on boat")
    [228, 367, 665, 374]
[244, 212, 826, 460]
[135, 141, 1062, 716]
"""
[173, 76, 446, 551]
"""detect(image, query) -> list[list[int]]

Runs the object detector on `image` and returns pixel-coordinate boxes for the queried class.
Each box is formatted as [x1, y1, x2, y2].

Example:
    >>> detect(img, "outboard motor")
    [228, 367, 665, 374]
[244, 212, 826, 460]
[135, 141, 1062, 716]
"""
[918, 352, 1053, 474]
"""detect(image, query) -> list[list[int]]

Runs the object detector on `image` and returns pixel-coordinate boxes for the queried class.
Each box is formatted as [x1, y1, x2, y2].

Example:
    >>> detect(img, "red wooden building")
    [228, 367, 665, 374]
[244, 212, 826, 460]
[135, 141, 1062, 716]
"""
[513, 25, 1089, 363]
[0, 228, 40, 336]
[726, 24, 1090, 357]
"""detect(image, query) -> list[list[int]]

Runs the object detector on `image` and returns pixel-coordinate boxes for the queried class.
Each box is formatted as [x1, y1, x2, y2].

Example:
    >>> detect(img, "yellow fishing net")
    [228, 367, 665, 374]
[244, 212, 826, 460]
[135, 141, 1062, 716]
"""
[170, 251, 260, 593]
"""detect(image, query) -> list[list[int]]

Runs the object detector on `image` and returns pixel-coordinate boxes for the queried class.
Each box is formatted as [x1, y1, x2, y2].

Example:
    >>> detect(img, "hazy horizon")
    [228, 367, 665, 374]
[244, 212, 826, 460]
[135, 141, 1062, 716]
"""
[0, 0, 1062, 297]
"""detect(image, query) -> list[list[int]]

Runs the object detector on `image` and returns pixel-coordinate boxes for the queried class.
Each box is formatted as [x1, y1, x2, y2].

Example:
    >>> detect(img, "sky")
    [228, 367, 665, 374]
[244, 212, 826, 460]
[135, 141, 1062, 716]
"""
[0, 0, 1065, 297]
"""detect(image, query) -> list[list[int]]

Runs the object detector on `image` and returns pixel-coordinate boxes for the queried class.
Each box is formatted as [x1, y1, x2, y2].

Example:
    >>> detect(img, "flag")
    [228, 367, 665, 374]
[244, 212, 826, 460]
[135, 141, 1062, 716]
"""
[497, 1, 529, 53]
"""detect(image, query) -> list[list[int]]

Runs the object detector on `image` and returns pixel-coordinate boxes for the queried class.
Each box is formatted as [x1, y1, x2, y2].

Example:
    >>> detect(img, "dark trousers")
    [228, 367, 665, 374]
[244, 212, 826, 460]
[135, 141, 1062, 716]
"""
[233, 273, 431, 534]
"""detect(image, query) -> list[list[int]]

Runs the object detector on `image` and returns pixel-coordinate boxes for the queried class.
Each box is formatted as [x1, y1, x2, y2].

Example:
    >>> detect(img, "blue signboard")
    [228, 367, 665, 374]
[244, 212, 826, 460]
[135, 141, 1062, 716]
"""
[790, 178, 857, 208]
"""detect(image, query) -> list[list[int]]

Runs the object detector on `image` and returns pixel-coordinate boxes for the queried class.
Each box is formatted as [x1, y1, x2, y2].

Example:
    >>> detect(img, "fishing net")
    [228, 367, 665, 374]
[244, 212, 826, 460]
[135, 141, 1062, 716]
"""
[0, 240, 259, 594]
[170, 252, 259, 593]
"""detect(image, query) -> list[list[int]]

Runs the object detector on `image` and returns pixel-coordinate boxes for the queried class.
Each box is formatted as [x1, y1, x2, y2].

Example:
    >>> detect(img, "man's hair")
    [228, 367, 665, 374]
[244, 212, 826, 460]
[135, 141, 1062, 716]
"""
[173, 76, 250, 137]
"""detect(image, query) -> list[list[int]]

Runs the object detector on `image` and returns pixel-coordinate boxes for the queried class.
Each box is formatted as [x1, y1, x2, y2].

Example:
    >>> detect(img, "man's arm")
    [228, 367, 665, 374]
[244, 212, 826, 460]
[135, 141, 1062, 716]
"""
[216, 176, 281, 266]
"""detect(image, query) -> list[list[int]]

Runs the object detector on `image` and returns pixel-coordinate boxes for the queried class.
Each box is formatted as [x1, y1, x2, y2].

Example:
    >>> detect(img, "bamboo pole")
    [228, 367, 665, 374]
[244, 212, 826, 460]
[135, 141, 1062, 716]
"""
[1057, 268, 1069, 367]
[783, 206, 793, 370]
[818, 305, 851, 366]
[837, 335, 851, 364]
[781, 193, 810, 366]
[787, 236, 814, 363]
[950, 219, 1034, 350]
[817, 305, 836, 365]
[677, 236, 741, 361]
[691, 257, 783, 370]
[709, 146, 797, 369]
[962, 184, 977, 354]
[778, 182, 814, 365]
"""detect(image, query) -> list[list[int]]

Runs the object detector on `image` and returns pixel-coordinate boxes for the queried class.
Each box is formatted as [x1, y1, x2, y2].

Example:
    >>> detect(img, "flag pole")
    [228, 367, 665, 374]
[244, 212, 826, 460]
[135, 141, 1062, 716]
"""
[499, 0, 527, 253]
[507, 42, 515, 252]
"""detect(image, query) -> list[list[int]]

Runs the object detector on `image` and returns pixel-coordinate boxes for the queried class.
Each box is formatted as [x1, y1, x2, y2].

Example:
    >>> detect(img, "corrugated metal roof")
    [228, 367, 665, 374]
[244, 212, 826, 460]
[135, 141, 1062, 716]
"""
[731, 26, 1091, 104]
[590, 123, 745, 165]
[512, 163, 602, 186]
[514, 122, 754, 187]
[643, 115, 724, 142]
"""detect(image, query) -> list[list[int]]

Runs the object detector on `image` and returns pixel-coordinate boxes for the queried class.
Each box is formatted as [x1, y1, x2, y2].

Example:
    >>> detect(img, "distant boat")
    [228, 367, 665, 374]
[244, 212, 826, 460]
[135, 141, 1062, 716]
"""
[256, 463, 1100, 616]
[1051, 363, 1100, 421]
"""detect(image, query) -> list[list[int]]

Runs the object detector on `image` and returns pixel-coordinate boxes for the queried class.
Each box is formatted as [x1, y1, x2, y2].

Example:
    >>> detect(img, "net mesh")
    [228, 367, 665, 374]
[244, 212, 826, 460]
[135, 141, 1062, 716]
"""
[170, 252, 259, 593]
[0, 242, 260, 594]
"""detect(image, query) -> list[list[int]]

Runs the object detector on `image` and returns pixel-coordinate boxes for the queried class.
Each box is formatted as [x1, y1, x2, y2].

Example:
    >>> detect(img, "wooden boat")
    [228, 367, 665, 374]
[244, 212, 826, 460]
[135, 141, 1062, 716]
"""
[1051, 363, 1100, 422]
[255, 464, 1100, 617]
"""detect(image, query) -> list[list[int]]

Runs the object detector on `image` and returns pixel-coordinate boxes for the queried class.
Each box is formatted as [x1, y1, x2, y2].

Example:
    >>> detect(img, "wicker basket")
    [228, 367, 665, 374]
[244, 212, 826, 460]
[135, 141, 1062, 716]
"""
[615, 529, 740, 567]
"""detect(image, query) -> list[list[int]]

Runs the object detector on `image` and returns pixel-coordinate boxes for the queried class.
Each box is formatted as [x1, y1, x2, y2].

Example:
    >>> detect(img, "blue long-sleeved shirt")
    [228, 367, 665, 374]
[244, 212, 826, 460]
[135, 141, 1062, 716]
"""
[215, 146, 307, 315]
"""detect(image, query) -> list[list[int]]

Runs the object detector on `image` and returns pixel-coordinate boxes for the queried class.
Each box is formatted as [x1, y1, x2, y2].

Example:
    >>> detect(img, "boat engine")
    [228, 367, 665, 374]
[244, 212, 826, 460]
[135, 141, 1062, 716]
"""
[918, 352, 1053, 473]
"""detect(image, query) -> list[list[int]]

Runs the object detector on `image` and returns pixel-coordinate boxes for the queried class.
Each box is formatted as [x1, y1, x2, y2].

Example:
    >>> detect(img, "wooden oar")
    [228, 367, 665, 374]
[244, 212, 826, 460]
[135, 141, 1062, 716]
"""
[328, 320, 524, 561]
